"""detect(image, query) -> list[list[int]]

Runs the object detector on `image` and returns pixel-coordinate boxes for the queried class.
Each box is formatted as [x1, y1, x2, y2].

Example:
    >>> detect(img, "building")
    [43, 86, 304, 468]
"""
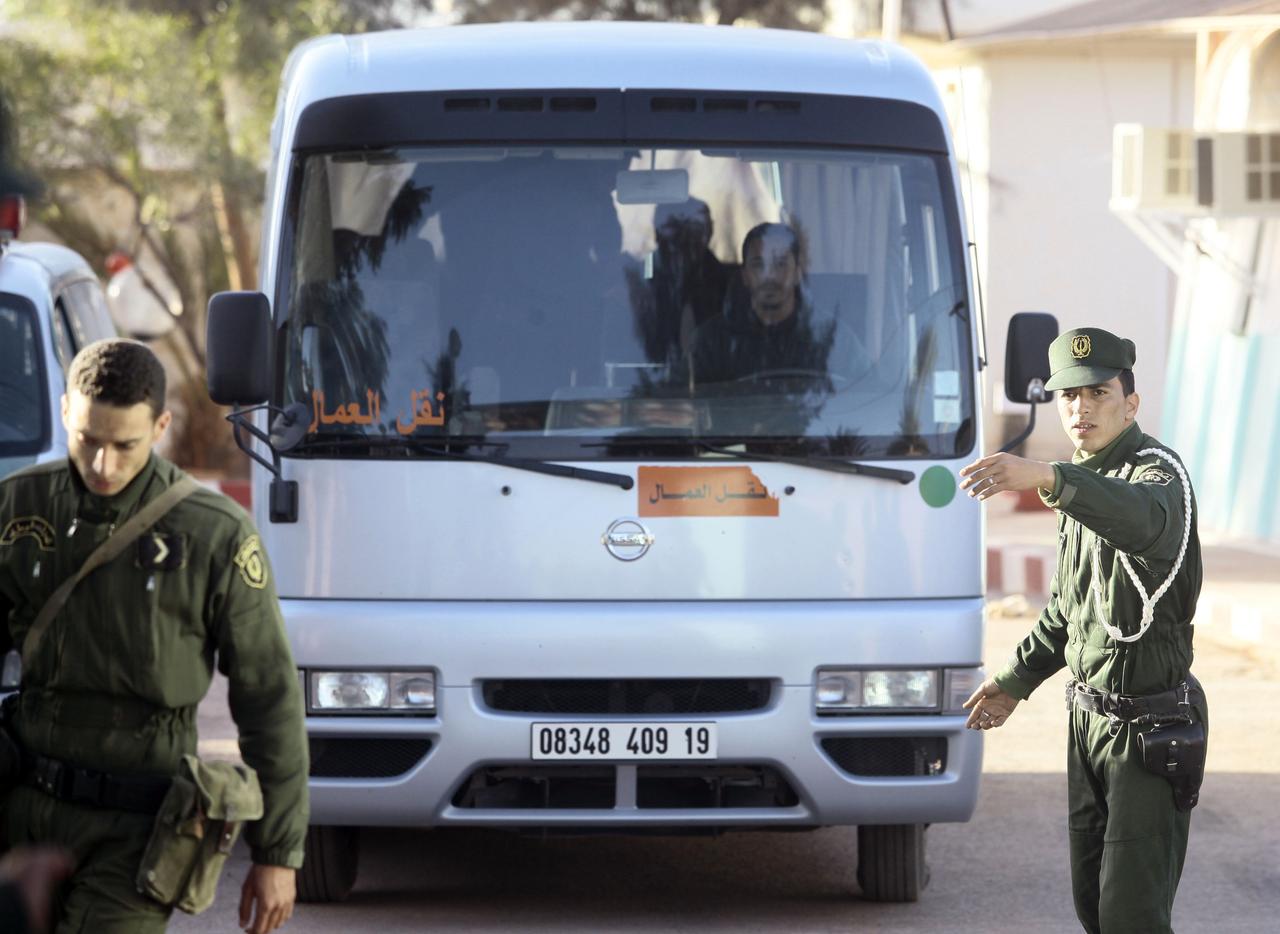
[914, 1, 1280, 548]
[923, 3, 1199, 462]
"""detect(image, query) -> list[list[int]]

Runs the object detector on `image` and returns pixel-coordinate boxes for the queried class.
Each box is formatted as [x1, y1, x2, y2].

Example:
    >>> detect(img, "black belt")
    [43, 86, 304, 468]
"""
[25, 753, 171, 815]
[1067, 674, 1201, 726]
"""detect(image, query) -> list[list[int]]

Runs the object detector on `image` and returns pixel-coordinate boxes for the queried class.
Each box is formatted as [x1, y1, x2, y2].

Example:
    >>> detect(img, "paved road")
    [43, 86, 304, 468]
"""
[175, 603, 1280, 933]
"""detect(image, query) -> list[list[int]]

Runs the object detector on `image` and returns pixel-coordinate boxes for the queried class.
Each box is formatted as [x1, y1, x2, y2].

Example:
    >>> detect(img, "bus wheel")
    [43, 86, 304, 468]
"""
[856, 823, 930, 902]
[297, 825, 359, 903]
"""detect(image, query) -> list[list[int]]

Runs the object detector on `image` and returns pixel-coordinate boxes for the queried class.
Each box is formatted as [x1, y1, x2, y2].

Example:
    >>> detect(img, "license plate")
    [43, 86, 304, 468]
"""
[530, 722, 717, 761]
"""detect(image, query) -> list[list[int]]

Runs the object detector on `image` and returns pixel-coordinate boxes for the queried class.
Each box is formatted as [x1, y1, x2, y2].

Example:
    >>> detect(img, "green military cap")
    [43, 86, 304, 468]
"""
[1044, 327, 1136, 391]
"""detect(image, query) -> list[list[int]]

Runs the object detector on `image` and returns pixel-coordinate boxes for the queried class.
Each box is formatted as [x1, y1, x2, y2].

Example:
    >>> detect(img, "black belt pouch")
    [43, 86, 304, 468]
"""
[1138, 718, 1206, 811]
[0, 694, 21, 792]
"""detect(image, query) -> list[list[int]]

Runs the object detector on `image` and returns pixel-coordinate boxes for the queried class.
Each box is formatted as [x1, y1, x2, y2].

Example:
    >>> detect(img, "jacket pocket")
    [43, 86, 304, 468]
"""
[147, 566, 209, 702]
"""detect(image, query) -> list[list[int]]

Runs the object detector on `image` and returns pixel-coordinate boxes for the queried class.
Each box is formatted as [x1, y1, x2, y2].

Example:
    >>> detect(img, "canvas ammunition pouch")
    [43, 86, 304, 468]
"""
[136, 755, 263, 915]
[1069, 674, 1207, 812]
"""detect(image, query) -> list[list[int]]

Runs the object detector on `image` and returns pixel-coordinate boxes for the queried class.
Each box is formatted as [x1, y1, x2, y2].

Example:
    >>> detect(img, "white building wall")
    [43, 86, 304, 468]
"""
[1163, 26, 1280, 547]
[968, 47, 1195, 460]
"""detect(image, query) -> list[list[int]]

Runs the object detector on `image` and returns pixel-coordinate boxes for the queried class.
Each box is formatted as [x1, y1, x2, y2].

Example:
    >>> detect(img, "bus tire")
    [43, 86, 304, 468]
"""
[297, 825, 359, 903]
[856, 823, 929, 902]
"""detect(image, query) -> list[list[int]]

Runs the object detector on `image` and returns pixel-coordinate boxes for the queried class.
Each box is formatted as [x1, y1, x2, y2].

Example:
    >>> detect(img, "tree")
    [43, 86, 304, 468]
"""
[454, 1, 826, 30]
[0, 0, 434, 469]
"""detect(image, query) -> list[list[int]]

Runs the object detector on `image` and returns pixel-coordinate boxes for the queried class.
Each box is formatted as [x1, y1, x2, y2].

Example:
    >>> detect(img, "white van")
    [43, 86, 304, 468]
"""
[207, 23, 1038, 904]
[0, 201, 115, 479]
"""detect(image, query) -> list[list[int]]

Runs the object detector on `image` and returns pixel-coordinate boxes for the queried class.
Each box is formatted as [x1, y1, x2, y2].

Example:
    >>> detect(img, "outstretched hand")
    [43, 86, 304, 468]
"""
[959, 452, 1056, 501]
[962, 678, 1021, 730]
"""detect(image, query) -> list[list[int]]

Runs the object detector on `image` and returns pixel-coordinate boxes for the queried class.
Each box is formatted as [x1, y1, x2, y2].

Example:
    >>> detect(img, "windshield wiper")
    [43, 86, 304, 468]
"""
[592, 436, 915, 485]
[291, 435, 634, 489]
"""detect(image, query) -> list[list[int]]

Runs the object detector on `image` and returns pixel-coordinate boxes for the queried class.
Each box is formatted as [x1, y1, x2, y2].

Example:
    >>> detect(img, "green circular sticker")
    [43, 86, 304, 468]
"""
[919, 466, 956, 508]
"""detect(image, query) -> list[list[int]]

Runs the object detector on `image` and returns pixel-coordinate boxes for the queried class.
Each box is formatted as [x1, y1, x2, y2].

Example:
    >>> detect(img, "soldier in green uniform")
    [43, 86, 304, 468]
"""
[0, 339, 308, 933]
[958, 327, 1207, 934]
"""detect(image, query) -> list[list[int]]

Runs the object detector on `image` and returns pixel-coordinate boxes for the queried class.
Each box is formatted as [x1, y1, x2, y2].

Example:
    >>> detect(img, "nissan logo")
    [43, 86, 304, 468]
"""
[602, 518, 654, 561]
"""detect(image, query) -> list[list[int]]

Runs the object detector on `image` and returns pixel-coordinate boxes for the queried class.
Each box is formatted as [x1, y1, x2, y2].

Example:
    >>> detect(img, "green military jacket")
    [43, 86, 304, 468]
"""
[0, 455, 308, 868]
[994, 423, 1201, 701]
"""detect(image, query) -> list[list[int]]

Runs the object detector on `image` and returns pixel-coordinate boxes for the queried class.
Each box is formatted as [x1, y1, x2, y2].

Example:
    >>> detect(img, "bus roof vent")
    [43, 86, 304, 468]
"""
[496, 96, 544, 113]
[756, 99, 801, 114]
[444, 95, 598, 115]
[704, 97, 749, 113]
[443, 97, 490, 112]
[649, 95, 801, 115]
[651, 96, 697, 113]
[549, 96, 597, 113]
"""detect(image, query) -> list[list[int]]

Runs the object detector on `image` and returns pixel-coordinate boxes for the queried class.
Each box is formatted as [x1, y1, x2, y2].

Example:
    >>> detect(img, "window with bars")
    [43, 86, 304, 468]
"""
[1164, 132, 1194, 197]
[1245, 133, 1280, 202]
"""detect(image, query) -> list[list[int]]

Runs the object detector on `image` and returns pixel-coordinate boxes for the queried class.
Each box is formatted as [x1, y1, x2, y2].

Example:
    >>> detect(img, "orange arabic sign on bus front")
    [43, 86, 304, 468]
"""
[638, 466, 779, 517]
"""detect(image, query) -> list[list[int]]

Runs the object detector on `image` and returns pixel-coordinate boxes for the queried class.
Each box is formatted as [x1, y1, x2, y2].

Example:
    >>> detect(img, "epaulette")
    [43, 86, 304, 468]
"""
[148, 459, 252, 527]
[180, 484, 252, 524]
[0, 458, 69, 489]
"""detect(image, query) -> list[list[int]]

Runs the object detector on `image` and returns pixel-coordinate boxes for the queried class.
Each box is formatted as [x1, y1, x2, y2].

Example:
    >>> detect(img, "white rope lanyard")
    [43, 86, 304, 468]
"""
[1090, 449, 1193, 643]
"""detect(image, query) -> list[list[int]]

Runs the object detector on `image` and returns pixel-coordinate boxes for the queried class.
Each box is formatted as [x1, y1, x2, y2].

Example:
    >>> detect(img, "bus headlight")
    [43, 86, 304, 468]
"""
[943, 667, 985, 714]
[390, 672, 436, 710]
[306, 670, 436, 714]
[815, 668, 941, 713]
[815, 670, 862, 710]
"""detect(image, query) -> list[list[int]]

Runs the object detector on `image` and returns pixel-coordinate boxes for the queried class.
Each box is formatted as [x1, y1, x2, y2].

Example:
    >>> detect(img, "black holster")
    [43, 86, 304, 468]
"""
[1137, 712, 1206, 812]
[0, 693, 21, 791]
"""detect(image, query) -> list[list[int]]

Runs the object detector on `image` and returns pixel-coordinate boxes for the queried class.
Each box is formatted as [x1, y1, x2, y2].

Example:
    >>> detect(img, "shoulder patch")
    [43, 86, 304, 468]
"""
[1135, 467, 1175, 487]
[233, 535, 268, 589]
[1, 516, 56, 551]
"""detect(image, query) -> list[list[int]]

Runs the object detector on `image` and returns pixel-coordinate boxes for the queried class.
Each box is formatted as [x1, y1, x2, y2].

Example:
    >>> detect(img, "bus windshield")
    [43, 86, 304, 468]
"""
[277, 144, 974, 460]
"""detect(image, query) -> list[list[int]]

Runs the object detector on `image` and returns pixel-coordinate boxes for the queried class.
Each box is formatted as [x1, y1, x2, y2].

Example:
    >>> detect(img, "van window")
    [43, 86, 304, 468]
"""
[277, 145, 974, 460]
[0, 296, 51, 455]
[62, 280, 116, 345]
[50, 299, 76, 373]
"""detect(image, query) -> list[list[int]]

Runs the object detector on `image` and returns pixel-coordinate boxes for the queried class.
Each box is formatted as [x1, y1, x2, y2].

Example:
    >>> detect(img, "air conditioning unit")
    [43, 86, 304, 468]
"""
[1110, 124, 1200, 213]
[1195, 130, 1280, 216]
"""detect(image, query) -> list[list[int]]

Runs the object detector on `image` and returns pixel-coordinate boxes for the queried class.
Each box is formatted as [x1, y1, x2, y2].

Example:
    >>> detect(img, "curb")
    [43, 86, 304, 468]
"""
[987, 544, 1054, 600]
[986, 546, 1280, 657]
[1193, 590, 1280, 650]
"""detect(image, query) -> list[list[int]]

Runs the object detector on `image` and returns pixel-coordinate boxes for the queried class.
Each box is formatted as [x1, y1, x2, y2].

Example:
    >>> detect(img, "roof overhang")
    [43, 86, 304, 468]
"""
[952, 14, 1280, 52]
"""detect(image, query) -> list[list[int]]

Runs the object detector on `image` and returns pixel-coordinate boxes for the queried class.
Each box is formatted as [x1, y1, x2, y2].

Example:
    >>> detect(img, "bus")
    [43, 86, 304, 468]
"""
[206, 22, 996, 904]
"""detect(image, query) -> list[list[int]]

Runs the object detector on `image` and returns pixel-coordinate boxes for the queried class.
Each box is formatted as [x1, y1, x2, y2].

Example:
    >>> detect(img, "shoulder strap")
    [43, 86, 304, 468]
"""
[22, 475, 203, 665]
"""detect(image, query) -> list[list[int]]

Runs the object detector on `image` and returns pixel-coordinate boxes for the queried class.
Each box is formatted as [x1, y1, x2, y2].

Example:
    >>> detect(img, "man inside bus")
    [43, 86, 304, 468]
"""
[631, 198, 729, 366]
[689, 221, 868, 392]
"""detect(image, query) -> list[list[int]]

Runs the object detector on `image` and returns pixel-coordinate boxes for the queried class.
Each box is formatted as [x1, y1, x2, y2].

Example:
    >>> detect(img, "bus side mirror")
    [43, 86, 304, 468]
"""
[205, 291, 298, 523]
[998, 312, 1058, 454]
[1005, 312, 1058, 404]
[207, 291, 272, 406]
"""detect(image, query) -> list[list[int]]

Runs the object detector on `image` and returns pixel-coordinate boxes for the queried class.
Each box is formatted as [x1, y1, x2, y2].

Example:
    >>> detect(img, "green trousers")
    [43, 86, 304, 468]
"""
[2, 785, 171, 933]
[1067, 700, 1207, 934]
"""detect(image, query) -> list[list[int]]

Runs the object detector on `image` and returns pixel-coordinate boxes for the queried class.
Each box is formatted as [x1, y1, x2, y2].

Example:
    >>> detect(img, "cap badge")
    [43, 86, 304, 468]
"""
[1071, 335, 1091, 359]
